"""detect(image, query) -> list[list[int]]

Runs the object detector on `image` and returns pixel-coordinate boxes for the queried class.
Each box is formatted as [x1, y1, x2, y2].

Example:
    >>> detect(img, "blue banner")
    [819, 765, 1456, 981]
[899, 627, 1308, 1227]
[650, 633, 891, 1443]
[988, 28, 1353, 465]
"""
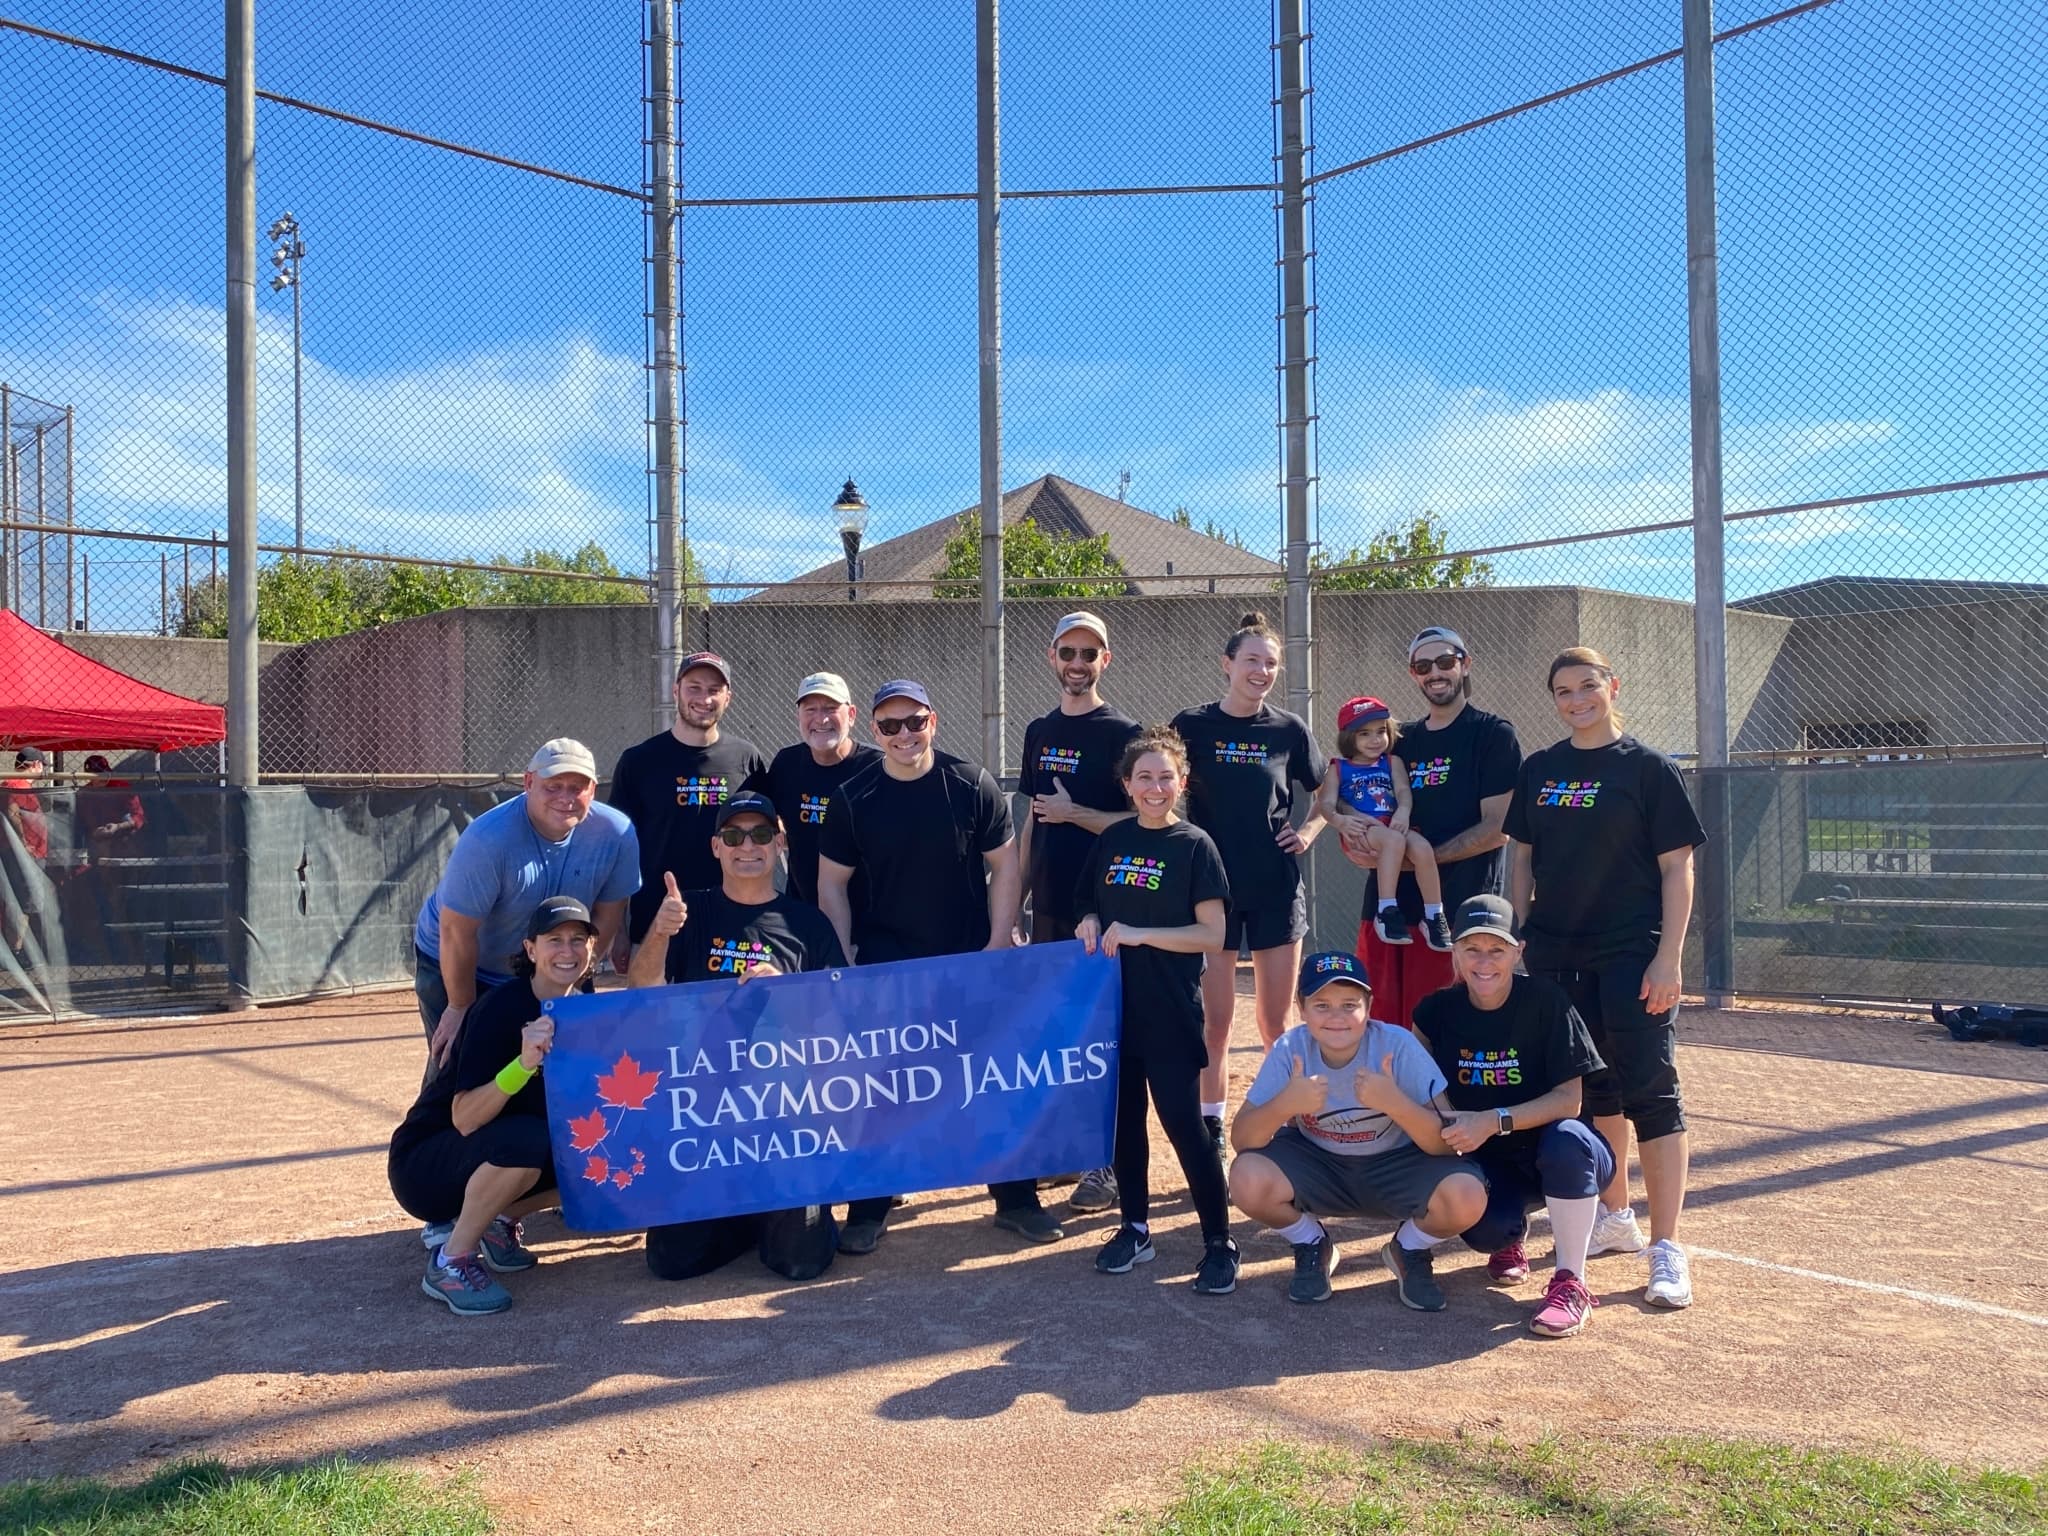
[540, 941, 1121, 1231]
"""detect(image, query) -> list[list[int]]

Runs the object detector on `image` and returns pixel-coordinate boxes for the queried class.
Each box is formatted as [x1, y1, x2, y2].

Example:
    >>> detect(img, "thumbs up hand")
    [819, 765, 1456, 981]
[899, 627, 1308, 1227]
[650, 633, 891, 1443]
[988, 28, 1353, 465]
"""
[648, 871, 687, 940]
[1353, 1051, 1406, 1114]
[1278, 1052, 1329, 1117]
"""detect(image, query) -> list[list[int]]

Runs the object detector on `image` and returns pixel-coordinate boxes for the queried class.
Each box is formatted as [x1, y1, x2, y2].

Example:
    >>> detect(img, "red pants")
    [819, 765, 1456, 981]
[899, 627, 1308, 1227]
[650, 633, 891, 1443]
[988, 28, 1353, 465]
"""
[1356, 919, 1457, 1030]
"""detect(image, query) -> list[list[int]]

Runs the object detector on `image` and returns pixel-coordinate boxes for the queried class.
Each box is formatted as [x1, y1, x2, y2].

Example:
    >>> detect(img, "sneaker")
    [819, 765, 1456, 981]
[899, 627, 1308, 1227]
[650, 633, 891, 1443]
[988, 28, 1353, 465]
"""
[1192, 1236, 1240, 1296]
[1095, 1224, 1156, 1274]
[1486, 1239, 1529, 1284]
[1529, 1269, 1597, 1337]
[1589, 1204, 1648, 1255]
[420, 1220, 453, 1250]
[422, 1246, 512, 1316]
[1374, 910, 1413, 946]
[1069, 1166, 1119, 1213]
[1203, 1115, 1226, 1158]
[1380, 1238, 1447, 1312]
[1287, 1228, 1338, 1303]
[837, 1217, 887, 1256]
[1645, 1238, 1694, 1308]
[1420, 911, 1454, 952]
[993, 1206, 1066, 1244]
[477, 1215, 537, 1273]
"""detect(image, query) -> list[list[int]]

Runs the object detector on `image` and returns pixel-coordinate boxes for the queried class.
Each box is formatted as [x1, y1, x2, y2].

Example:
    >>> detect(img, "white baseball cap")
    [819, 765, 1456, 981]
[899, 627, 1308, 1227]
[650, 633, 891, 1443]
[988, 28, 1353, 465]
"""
[1052, 610, 1110, 648]
[527, 737, 598, 781]
[796, 671, 853, 706]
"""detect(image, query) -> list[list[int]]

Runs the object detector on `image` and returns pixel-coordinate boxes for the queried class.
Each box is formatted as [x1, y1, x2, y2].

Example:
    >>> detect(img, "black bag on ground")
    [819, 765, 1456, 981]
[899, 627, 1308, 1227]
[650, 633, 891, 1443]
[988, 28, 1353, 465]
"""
[1931, 1003, 2048, 1047]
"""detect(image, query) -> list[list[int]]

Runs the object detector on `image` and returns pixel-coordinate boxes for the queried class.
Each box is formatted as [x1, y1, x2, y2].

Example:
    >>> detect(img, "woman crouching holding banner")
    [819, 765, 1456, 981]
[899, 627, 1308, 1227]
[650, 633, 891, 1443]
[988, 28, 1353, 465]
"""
[1075, 726, 1240, 1294]
[388, 897, 594, 1316]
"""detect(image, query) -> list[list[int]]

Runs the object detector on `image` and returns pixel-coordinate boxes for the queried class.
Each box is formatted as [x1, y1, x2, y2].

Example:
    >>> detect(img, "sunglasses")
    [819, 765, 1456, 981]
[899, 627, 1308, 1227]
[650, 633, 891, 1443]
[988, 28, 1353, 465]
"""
[1056, 645, 1102, 663]
[718, 824, 778, 847]
[875, 712, 932, 737]
[1409, 652, 1465, 675]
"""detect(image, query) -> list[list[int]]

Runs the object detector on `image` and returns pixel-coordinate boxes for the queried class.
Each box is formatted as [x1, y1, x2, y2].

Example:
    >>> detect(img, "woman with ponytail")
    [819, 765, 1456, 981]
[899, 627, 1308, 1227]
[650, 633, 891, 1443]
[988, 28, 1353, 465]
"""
[1171, 612, 1327, 1152]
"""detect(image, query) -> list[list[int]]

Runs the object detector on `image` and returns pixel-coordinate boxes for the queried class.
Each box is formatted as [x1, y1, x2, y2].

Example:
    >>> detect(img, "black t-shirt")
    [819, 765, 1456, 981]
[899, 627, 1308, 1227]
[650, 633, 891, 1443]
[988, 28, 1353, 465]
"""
[391, 976, 547, 1154]
[1412, 975, 1605, 1159]
[1382, 705, 1523, 923]
[1169, 702, 1322, 913]
[816, 750, 1013, 962]
[1018, 704, 1141, 925]
[766, 742, 884, 906]
[608, 731, 770, 941]
[1075, 818, 1230, 1060]
[1504, 735, 1708, 961]
[656, 886, 848, 982]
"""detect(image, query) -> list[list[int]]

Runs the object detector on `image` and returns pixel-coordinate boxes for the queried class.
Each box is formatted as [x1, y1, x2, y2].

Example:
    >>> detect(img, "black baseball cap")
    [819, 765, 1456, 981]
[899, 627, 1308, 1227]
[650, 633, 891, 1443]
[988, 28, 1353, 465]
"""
[12, 747, 44, 767]
[1451, 894, 1518, 943]
[1297, 949, 1371, 1000]
[715, 791, 780, 830]
[525, 895, 596, 938]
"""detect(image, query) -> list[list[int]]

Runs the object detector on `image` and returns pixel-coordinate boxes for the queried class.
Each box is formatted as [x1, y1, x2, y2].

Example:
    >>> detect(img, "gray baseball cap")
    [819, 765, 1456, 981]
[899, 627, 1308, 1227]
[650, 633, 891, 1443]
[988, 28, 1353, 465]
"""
[527, 738, 598, 780]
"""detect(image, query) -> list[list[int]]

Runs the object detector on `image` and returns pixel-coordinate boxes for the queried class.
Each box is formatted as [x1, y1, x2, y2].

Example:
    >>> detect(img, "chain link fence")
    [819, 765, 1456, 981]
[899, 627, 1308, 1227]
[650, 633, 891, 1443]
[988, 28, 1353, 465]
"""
[2, 0, 2042, 1016]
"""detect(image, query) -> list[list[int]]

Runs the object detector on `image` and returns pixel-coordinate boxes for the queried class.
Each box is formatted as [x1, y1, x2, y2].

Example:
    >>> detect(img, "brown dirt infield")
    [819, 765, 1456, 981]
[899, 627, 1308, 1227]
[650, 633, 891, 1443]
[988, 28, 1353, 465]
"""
[3, 985, 2045, 1533]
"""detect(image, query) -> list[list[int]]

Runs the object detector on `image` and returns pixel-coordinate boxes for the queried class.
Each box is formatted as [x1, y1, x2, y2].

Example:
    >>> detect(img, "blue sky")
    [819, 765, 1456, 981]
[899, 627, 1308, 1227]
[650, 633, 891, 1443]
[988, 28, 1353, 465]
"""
[2, 0, 2042, 629]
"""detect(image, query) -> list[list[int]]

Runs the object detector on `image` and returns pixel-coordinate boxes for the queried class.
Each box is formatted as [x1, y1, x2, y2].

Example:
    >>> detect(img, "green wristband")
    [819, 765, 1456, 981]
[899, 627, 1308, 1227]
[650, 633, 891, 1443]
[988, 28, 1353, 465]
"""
[495, 1059, 535, 1094]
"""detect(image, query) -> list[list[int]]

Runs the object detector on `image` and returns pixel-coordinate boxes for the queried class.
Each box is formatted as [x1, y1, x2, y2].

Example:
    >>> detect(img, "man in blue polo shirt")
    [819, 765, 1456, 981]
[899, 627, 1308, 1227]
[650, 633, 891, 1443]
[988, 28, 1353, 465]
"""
[415, 738, 640, 1067]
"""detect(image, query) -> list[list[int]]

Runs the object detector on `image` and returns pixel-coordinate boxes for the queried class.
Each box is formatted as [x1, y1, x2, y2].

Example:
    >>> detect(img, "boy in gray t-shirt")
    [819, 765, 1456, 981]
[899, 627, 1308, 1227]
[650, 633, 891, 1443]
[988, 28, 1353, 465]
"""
[1228, 950, 1487, 1312]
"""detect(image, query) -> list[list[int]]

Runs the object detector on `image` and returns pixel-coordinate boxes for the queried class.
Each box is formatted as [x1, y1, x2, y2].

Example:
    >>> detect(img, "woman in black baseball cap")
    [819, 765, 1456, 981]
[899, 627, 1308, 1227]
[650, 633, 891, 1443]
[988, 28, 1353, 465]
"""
[388, 896, 596, 1315]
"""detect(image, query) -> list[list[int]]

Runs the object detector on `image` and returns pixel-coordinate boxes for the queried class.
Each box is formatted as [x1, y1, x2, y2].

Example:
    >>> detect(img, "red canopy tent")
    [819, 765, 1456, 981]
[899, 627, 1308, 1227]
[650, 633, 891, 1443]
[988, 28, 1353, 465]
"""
[0, 610, 227, 753]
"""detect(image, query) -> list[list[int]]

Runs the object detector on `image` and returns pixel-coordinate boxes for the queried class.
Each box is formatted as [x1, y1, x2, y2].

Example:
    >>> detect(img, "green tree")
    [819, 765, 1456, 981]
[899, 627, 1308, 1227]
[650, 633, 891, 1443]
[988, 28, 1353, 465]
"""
[175, 541, 680, 644]
[487, 541, 652, 606]
[933, 513, 1128, 601]
[1310, 513, 1494, 592]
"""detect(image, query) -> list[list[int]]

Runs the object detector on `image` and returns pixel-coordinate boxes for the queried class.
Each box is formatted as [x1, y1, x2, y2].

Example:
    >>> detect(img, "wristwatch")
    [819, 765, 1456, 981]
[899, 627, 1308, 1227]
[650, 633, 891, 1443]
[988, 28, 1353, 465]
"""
[1496, 1108, 1515, 1136]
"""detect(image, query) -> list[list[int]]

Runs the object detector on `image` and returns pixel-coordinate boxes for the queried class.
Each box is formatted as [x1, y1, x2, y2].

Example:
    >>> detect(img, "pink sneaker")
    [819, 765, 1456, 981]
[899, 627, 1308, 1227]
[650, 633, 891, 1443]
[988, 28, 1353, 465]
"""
[1529, 1269, 1596, 1338]
[1486, 1239, 1529, 1283]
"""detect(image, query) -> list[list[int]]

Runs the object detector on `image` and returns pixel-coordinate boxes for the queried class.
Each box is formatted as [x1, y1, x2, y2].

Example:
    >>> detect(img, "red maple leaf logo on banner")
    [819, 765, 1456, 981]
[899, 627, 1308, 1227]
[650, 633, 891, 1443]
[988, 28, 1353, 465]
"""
[561, 1056, 663, 1194]
[596, 1053, 662, 1110]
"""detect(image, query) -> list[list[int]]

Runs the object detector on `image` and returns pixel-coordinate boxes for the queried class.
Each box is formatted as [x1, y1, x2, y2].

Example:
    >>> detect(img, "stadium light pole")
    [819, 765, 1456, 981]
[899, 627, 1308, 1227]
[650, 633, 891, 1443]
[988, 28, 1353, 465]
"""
[266, 212, 305, 553]
[834, 479, 868, 603]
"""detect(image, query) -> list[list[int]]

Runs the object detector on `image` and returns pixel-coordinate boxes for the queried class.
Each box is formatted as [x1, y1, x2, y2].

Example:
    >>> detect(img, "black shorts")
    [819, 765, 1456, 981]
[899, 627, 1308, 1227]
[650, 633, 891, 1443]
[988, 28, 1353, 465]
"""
[1530, 950, 1686, 1142]
[388, 1115, 557, 1224]
[1223, 887, 1308, 954]
[1241, 1128, 1481, 1221]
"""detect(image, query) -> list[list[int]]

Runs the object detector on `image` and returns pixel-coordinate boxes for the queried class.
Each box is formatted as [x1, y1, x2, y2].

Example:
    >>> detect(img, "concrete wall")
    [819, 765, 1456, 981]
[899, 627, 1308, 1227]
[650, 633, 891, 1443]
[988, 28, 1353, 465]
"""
[1734, 596, 2048, 752]
[58, 586, 1804, 778]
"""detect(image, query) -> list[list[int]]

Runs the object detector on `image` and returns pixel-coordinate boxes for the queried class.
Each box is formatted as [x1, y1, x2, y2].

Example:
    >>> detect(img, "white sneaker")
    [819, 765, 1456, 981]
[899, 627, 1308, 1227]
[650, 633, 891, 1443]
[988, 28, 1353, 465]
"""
[1588, 1204, 1647, 1256]
[1645, 1239, 1694, 1308]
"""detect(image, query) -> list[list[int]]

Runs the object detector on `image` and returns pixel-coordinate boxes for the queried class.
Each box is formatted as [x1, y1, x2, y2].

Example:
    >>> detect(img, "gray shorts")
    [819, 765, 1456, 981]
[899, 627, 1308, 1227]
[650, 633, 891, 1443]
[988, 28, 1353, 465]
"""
[1242, 1127, 1482, 1222]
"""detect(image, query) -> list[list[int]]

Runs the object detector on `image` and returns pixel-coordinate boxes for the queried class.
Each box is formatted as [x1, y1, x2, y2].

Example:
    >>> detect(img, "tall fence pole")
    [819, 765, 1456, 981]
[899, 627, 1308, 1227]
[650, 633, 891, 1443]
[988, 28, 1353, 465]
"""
[1274, 0, 1314, 727]
[63, 404, 75, 629]
[225, 0, 259, 1010]
[1684, 0, 1733, 1005]
[647, 0, 682, 731]
[1, 383, 12, 615]
[977, 0, 1005, 775]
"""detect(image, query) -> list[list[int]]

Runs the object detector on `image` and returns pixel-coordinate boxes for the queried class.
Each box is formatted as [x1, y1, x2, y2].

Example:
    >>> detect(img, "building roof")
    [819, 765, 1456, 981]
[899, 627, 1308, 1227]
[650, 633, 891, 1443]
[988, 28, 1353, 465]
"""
[1732, 574, 2048, 619]
[742, 474, 1280, 603]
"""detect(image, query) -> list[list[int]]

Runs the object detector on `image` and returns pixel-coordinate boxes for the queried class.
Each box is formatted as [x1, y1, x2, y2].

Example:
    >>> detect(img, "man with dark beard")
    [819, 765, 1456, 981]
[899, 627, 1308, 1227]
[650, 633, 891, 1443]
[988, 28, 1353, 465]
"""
[1017, 611, 1138, 1214]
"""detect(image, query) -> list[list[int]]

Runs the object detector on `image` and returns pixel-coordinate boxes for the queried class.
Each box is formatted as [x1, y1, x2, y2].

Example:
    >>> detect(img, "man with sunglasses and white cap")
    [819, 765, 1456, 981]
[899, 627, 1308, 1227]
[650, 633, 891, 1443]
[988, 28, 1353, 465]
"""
[1019, 612, 1140, 1215]
[817, 678, 1051, 1251]
[416, 738, 640, 1068]
[628, 790, 848, 1284]
[608, 650, 770, 956]
[1342, 626, 1521, 1030]
[766, 671, 882, 908]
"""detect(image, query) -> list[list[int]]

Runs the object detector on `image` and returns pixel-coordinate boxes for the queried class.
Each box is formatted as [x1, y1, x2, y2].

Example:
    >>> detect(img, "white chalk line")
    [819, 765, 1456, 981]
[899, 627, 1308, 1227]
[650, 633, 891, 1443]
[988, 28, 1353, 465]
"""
[1689, 1247, 2048, 1329]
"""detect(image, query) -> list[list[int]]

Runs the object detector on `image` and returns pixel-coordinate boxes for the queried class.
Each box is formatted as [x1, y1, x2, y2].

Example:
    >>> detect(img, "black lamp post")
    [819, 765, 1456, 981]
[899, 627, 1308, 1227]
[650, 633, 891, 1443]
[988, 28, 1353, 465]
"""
[834, 479, 868, 603]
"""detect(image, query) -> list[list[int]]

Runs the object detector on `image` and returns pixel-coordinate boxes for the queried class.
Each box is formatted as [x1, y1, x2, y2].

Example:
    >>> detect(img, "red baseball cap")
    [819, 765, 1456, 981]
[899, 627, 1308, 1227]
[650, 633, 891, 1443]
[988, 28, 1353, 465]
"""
[1336, 696, 1390, 732]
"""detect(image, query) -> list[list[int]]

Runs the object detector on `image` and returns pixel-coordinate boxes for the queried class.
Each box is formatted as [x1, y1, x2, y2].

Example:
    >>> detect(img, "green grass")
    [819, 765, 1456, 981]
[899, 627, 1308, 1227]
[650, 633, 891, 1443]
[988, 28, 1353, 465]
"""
[1807, 818, 1932, 853]
[0, 1458, 492, 1536]
[1116, 1437, 2047, 1536]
